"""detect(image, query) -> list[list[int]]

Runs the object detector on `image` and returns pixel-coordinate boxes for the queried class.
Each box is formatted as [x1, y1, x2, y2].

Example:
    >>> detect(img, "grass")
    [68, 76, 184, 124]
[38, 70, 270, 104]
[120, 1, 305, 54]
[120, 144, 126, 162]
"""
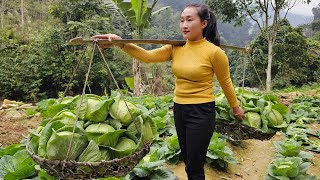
[273, 82, 320, 95]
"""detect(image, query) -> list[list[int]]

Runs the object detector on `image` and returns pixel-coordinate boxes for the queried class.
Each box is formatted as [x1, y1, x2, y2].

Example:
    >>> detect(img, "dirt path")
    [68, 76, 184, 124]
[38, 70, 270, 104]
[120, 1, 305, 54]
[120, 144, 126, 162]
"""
[166, 133, 285, 180]
[166, 128, 320, 179]
[0, 108, 41, 147]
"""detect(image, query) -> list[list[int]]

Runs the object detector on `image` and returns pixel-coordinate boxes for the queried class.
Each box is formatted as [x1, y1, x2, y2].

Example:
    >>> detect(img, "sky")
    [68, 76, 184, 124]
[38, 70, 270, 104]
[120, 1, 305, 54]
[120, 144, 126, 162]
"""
[289, 1, 319, 16]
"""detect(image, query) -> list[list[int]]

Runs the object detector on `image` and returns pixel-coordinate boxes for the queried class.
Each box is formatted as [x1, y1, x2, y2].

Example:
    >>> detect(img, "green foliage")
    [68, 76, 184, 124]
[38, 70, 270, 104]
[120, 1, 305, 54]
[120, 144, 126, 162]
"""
[0, 146, 57, 180]
[205, 0, 244, 25]
[290, 96, 320, 124]
[265, 157, 313, 180]
[311, 19, 320, 31]
[164, 134, 181, 164]
[0, 150, 36, 180]
[274, 139, 313, 160]
[248, 20, 320, 89]
[127, 151, 177, 180]
[0, 0, 134, 101]
[0, 144, 25, 158]
[206, 132, 238, 169]
[0, 28, 42, 101]
[313, 31, 320, 41]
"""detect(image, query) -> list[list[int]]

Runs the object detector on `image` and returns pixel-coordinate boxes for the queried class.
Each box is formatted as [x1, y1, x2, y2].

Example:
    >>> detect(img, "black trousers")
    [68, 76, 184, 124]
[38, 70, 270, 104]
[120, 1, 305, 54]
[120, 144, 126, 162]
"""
[173, 102, 215, 180]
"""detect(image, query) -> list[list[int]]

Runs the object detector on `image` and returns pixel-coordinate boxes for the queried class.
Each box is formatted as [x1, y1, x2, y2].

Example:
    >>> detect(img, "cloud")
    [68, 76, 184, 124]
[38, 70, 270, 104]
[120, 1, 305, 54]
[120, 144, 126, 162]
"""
[289, 1, 319, 17]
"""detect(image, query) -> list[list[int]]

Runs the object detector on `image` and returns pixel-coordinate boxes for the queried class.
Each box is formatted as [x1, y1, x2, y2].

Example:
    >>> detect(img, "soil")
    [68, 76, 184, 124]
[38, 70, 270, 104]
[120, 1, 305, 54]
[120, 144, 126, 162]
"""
[166, 133, 284, 180]
[0, 97, 319, 180]
[166, 129, 320, 180]
[0, 107, 41, 147]
[277, 90, 318, 106]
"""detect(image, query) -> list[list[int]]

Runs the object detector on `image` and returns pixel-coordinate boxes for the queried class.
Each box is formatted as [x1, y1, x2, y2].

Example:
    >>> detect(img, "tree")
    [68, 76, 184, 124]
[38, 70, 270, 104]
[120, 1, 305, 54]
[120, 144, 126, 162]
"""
[205, 0, 312, 91]
[21, 0, 24, 27]
[143, 8, 180, 95]
[248, 19, 319, 89]
[0, 0, 6, 28]
[109, 0, 169, 96]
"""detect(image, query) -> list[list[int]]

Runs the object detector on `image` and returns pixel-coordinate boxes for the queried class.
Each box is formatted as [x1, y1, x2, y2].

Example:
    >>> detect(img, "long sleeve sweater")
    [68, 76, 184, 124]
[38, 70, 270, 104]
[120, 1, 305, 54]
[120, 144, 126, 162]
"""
[122, 38, 239, 107]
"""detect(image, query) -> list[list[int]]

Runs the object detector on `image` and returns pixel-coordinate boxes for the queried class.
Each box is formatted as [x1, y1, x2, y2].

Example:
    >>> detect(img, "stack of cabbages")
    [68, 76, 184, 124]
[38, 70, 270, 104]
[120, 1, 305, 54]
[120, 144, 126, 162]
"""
[28, 92, 156, 162]
[215, 88, 290, 132]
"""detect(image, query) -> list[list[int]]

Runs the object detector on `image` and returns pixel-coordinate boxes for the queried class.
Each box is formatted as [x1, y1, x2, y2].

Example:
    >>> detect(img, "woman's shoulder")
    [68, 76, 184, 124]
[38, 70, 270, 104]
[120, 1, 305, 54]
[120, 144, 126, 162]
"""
[203, 41, 224, 56]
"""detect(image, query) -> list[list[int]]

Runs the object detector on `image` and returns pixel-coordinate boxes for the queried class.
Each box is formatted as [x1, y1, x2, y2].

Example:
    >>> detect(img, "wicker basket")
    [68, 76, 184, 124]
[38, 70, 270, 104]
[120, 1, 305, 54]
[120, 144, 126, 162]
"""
[215, 120, 276, 141]
[26, 142, 150, 180]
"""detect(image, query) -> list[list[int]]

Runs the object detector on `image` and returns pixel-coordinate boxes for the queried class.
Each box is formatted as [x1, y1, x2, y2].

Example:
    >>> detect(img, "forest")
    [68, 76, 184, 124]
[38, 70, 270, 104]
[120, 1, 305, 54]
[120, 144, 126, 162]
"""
[0, 0, 319, 180]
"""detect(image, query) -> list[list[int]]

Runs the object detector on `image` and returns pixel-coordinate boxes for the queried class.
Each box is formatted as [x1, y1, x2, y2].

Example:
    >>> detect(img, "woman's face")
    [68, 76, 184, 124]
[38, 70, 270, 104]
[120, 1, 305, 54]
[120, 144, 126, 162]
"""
[180, 7, 207, 41]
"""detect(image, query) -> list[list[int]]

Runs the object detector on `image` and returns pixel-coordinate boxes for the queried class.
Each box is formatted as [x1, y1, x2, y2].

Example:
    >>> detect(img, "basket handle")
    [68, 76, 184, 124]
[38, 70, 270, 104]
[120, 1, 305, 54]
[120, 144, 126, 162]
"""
[96, 42, 142, 137]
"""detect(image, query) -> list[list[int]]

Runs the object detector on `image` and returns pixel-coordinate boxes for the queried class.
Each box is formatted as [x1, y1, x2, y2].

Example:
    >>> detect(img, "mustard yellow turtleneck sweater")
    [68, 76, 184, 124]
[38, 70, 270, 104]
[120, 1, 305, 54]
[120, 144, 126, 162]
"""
[122, 38, 238, 107]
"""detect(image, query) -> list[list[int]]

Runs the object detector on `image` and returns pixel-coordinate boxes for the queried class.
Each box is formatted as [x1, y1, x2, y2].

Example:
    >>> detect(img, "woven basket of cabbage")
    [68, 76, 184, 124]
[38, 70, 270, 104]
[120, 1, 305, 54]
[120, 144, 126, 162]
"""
[26, 93, 157, 179]
[26, 141, 150, 179]
[215, 120, 276, 141]
[215, 89, 291, 141]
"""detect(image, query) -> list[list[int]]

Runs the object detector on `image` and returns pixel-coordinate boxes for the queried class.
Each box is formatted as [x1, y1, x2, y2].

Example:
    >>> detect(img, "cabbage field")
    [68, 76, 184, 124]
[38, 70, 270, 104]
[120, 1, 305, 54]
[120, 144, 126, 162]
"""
[0, 88, 319, 180]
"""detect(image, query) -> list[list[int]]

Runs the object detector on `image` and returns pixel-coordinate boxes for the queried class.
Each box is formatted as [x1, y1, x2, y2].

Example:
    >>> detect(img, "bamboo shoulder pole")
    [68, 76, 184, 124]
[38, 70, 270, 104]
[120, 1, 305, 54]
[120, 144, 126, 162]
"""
[69, 37, 251, 53]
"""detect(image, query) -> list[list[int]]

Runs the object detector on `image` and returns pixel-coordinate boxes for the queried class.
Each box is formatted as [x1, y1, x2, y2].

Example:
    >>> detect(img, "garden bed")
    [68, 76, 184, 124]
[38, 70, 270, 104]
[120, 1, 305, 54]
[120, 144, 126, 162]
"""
[1, 105, 319, 179]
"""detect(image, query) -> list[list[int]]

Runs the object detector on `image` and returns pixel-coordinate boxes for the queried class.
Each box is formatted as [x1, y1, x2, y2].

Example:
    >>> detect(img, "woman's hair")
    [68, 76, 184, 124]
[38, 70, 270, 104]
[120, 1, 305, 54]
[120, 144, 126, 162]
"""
[184, 3, 220, 46]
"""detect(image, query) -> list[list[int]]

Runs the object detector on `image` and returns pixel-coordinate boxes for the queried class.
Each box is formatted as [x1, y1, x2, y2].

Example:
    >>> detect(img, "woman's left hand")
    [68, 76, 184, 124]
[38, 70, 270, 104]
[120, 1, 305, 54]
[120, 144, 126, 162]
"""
[91, 34, 124, 49]
[232, 106, 244, 121]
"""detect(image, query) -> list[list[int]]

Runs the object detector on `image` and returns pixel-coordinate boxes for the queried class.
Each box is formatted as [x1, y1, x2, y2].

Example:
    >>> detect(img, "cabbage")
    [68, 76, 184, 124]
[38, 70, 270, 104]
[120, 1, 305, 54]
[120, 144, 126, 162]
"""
[49, 110, 77, 125]
[85, 123, 115, 134]
[77, 140, 101, 162]
[267, 157, 311, 178]
[46, 131, 88, 160]
[167, 134, 180, 151]
[109, 100, 138, 126]
[242, 112, 261, 129]
[126, 115, 156, 145]
[267, 109, 284, 127]
[115, 138, 136, 151]
[83, 94, 114, 122]
[38, 121, 65, 157]
[85, 125, 126, 147]
[103, 138, 137, 159]
[142, 120, 154, 143]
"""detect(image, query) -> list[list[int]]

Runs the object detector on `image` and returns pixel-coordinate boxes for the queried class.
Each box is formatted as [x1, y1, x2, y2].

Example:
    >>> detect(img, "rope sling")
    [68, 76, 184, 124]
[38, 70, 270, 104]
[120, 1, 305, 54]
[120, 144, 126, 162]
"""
[26, 38, 276, 179]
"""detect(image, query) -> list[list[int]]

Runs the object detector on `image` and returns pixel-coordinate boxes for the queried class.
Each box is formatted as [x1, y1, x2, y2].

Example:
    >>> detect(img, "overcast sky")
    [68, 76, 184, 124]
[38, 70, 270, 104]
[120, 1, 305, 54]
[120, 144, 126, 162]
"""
[289, 1, 319, 16]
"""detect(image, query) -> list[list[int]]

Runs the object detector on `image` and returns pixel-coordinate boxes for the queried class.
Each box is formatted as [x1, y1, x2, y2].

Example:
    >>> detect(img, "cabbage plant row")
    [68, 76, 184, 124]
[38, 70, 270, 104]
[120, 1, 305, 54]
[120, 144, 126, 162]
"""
[265, 128, 318, 180]
[265, 95, 320, 180]
[1, 91, 319, 179]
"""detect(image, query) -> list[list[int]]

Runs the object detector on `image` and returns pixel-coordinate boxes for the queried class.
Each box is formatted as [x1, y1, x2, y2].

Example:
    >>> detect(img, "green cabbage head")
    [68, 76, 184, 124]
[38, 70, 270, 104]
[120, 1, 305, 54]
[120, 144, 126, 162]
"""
[115, 137, 136, 151]
[109, 100, 138, 126]
[46, 131, 88, 160]
[267, 109, 283, 127]
[243, 112, 261, 129]
[85, 123, 115, 134]
[83, 94, 114, 122]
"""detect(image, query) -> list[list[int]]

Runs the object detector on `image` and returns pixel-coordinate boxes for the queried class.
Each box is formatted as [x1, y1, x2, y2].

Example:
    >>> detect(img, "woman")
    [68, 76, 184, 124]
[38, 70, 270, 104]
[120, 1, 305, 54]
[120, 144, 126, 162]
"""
[93, 3, 244, 180]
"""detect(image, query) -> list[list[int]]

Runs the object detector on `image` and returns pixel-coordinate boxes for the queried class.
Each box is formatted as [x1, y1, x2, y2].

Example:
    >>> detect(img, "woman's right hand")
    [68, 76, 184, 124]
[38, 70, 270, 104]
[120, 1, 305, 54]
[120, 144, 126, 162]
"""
[232, 106, 245, 121]
[91, 34, 124, 49]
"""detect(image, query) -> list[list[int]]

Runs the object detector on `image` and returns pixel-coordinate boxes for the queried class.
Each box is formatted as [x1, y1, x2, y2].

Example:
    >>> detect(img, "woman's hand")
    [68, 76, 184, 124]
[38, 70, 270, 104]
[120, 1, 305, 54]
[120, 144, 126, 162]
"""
[232, 106, 244, 121]
[91, 34, 124, 49]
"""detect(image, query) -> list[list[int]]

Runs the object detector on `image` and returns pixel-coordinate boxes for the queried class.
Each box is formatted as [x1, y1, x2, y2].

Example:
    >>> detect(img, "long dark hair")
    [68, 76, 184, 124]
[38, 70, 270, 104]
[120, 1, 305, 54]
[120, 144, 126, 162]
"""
[185, 3, 220, 46]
